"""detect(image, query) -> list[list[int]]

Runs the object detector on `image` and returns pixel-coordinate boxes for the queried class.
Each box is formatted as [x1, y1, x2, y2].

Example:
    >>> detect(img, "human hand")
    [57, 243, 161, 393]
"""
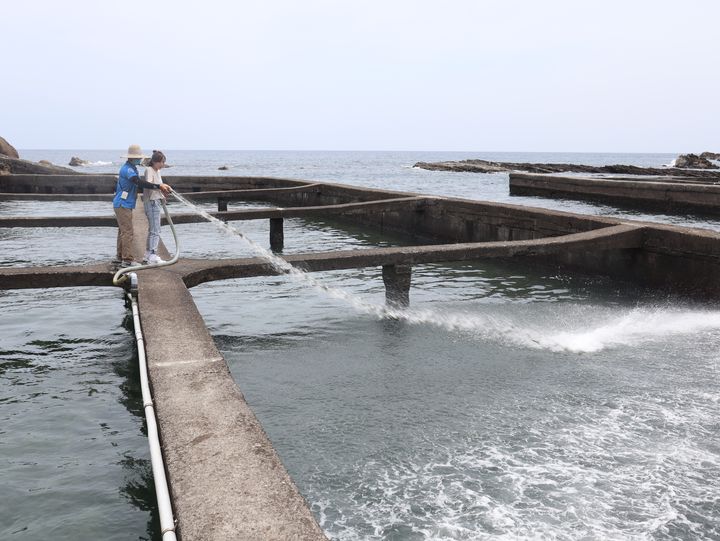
[160, 184, 172, 195]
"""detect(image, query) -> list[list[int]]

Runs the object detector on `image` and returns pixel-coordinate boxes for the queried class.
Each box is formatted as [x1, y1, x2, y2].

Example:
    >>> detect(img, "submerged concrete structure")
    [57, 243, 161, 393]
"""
[4, 173, 720, 539]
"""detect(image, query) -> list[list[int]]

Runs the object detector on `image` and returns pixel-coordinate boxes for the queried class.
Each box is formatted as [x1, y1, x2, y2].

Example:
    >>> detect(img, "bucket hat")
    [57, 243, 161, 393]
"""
[121, 144, 148, 159]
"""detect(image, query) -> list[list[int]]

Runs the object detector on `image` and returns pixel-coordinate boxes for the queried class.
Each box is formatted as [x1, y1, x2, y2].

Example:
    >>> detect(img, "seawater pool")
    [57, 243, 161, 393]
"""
[0, 287, 158, 540]
[190, 261, 720, 540]
[3, 151, 720, 540]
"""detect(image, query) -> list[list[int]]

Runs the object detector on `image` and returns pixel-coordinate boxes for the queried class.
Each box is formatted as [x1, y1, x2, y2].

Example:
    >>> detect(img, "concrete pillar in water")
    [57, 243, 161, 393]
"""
[218, 198, 228, 212]
[270, 218, 284, 252]
[382, 264, 411, 308]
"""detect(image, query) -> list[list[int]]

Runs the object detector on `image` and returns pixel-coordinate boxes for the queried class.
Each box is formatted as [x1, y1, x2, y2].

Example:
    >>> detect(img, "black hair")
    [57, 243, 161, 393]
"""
[149, 150, 166, 165]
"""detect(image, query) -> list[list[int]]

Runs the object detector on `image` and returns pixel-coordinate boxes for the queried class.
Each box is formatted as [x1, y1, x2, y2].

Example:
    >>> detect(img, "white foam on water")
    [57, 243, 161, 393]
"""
[172, 193, 720, 538]
[71, 160, 113, 166]
[523, 308, 720, 353]
[173, 192, 720, 353]
[172, 192, 720, 354]
[382, 305, 720, 353]
[309, 390, 720, 540]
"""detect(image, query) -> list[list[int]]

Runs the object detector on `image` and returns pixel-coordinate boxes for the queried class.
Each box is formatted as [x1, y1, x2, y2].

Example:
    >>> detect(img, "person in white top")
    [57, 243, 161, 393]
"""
[142, 150, 172, 264]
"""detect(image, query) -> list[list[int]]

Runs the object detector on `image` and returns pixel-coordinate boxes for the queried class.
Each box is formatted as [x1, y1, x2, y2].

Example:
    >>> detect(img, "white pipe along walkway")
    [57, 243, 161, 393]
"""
[128, 283, 178, 541]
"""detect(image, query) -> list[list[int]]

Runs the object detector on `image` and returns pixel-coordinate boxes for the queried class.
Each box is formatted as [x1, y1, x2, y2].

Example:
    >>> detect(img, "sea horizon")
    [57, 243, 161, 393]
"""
[17, 147, 686, 154]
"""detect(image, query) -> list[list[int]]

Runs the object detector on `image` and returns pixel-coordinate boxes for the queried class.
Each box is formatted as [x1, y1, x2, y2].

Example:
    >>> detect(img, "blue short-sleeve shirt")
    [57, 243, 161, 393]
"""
[113, 162, 140, 209]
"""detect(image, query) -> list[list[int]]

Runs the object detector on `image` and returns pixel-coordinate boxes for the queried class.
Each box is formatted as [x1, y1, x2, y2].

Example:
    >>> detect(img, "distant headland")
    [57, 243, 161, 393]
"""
[414, 152, 720, 178]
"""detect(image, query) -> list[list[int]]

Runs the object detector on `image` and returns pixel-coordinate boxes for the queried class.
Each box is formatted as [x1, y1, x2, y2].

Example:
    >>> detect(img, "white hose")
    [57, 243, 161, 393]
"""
[113, 198, 181, 286]
[127, 290, 178, 541]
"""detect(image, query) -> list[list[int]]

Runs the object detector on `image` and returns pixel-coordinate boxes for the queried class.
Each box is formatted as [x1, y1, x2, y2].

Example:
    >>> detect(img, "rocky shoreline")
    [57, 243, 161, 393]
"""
[0, 155, 77, 175]
[414, 154, 720, 179]
[0, 135, 77, 175]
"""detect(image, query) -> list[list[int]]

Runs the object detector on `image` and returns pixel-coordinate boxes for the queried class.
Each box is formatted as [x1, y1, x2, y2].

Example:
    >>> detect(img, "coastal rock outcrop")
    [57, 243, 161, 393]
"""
[700, 151, 720, 161]
[413, 158, 720, 178]
[0, 136, 20, 159]
[673, 153, 717, 169]
[69, 156, 90, 166]
[0, 137, 85, 174]
[0, 155, 77, 174]
[218, 165, 229, 170]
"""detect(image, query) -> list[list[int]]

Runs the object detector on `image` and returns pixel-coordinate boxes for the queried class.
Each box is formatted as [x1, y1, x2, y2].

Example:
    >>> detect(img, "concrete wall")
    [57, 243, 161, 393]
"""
[6, 173, 720, 296]
[509, 173, 720, 215]
[1, 173, 615, 243]
[0, 174, 306, 194]
[0, 174, 117, 194]
[252, 183, 618, 243]
[214, 180, 720, 297]
[545, 225, 720, 297]
[636, 225, 720, 296]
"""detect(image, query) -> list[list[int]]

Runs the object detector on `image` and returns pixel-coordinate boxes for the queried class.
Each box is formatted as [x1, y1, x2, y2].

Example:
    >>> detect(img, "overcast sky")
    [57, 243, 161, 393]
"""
[3, 0, 718, 152]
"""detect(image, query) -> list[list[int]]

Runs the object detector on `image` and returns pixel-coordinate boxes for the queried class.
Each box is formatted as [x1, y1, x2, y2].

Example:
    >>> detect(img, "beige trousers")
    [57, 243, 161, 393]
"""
[114, 206, 134, 261]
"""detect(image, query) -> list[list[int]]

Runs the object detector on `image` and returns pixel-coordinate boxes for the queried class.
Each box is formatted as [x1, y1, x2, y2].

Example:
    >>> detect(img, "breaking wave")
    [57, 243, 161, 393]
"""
[70, 160, 114, 167]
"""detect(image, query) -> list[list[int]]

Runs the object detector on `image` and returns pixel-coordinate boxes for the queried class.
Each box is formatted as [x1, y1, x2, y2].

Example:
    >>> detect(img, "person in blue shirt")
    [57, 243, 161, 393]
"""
[113, 144, 172, 267]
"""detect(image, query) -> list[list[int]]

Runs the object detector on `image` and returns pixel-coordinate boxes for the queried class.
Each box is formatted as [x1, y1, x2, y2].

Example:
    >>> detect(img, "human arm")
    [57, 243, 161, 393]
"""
[129, 175, 162, 190]
[143, 167, 172, 194]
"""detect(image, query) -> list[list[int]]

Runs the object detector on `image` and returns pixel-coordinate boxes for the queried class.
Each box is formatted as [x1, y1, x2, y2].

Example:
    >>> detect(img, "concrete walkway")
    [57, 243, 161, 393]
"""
[0, 224, 644, 290]
[510, 173, 720, 214]
[138, 270, 326, 540]
[129, 205, 327, 539]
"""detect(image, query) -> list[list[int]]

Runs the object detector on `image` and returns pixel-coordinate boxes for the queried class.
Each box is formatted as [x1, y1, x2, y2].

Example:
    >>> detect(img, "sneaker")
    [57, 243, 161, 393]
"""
[120, 260, 141, 268]
[149, 253, 166, 264]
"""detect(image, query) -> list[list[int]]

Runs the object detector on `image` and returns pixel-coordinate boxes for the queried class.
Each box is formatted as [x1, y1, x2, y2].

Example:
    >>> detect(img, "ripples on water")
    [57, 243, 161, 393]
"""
[187, 228, 720, 540]
[4, 151, 720, 540]
[0, 288, 158, 540]
[195, 269, 720, 540]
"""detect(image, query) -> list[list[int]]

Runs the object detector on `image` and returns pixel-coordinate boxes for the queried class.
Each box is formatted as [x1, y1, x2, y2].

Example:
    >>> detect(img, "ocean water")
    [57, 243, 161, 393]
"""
[3, 151, 720, 540]
[20, 149, 720, 232]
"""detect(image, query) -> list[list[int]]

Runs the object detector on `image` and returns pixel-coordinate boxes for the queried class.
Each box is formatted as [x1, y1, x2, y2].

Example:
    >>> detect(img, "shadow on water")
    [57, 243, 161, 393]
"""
[116, 311, 161, 541]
